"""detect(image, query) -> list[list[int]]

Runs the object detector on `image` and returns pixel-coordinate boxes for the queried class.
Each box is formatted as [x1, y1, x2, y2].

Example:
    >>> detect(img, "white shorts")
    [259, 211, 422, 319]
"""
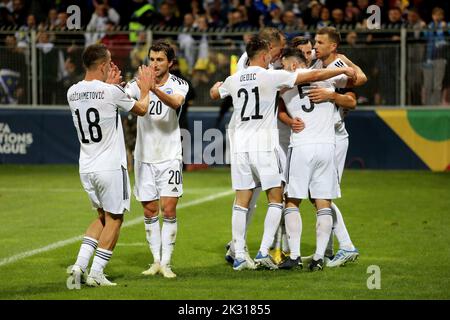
[335, 136, 349, 182]
[80, 167, 131, 215]
[285, 144, 339, 200]
[134, 159, 183, 201]
[276, 144, 287, 181]
[230, 150, 283, 191]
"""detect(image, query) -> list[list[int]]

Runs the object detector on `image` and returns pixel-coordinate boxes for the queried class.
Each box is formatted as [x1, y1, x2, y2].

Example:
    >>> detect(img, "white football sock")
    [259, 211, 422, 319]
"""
[90, 248, 113, 275]
[325, 231, 334, 257]
[232, 205, 248, 260]
[144, 216, 161, 263]
[259, 203, 283, 256]
[331, 202, 355, 251]
[245, 186, 261, 238]
[284, 207, 302, 259]
[314, 208, 333, 261]
[272, 223, 283, 250]
[281, 219, 290, 253]
[161, 217, 177, 266]
[74, 236, 98, 272]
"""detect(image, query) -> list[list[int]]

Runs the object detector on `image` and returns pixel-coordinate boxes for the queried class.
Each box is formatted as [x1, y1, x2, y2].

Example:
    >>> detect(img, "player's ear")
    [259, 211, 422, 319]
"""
[168, 60, 173, 69]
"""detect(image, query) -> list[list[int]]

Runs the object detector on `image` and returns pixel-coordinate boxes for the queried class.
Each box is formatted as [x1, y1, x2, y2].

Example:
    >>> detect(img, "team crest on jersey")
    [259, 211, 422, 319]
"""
[165, 88, 173, 95]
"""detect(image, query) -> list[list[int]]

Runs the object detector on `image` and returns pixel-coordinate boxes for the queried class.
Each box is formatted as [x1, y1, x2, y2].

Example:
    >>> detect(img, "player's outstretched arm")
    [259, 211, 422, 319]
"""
[150, 78, 185, 110]
[278, 98, 305, 133]
[295, 67, 356, 85]
[308, 88, 357, 109]
[210, 81, 223, 100]
[131, 65, 152, 116]
[337, 54, 367, 87]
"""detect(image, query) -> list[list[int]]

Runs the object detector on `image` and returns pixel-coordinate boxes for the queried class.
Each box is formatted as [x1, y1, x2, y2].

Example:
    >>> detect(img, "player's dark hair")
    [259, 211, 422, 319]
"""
[316, 26, 341, 46]
[258, 27, 284, 45]
[82, 44, 109, 70]
[281, 47, 306, 64]
[148, 40, 175, 62]
[246, 35, 270, 60]
[290, 36, 313, 47]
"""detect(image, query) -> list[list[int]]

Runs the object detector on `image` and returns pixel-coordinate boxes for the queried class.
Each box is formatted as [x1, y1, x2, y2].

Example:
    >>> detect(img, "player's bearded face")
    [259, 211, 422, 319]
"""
[149, 51, 172, 78]
[314, 34, 335, 59]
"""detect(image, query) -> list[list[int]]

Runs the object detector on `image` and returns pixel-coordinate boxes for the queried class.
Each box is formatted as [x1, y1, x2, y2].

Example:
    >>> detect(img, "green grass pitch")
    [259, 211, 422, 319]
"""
[0, 165, 449, 299]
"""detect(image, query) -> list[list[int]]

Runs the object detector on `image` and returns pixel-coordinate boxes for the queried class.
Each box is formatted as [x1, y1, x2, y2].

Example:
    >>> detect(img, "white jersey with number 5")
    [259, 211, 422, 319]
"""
[281, 68, 347, 146]
[125, 74, 189, 163]
[219, 66, 297, 152]
[67, 80, 135, 173]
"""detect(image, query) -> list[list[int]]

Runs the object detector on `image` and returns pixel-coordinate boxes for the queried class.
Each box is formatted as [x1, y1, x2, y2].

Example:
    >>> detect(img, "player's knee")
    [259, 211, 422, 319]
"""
[162, 205, 176, 218]
[143, 206, 158, 218]
[142, 201, 159, 218]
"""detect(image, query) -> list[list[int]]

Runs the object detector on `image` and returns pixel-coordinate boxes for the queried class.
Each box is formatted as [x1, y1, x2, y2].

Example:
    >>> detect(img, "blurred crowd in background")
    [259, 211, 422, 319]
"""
[0, 0, 449, 107]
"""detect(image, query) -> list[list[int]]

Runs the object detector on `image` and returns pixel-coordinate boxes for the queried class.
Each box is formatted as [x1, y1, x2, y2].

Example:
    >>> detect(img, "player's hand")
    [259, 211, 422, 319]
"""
[136, 65, 152, 93]
[148, 65, 157, 92]
[210, 81, 223, 99]
[308, 88, 335, 103]
[291, 117, 305, 133]
[212, 81, 223, 90]
[343, 67, 357, 81]
[106, 62, 122, 85]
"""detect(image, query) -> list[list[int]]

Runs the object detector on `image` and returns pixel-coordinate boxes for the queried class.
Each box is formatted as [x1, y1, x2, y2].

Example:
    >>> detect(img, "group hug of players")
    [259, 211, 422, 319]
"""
[210, 26, 366, 271]
[67, 26, 366, 287]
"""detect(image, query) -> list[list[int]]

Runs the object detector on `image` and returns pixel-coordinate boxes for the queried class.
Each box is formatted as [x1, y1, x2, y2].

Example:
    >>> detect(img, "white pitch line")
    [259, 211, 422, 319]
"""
[0, 189, 234, 268]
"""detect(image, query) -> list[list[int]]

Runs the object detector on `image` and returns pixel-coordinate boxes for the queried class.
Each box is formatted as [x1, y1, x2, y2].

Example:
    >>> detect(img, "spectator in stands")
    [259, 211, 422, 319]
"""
[423, 7, 447, 105]
[317, 6, 332, 28]
[346, 31, 358, 47]
[331, 8, 345, 28]
[283, 0, 306, 17]
[57, 54, 84, 104]
[266, 4, 283, 29]
[100, 20, 132, 71]
[0, 34, 26, 104]
[11, 0, 26, 26]
[406, 8, 426, 105]
[126, 0, 156, 43]
[157, 1, 180, 28]
[302, 0, 321, 27]
[85, 0, 120, 45]
[407, 8, 426, 38]
[178, 13, 196, 73]
[45, 8, 57, 28]
[227, 8, 250, 29]
[55, 11, 68, 29]
[36, 30, 58, 104]
[16, 13, 36, 48]
[344, 1, 358, 25]
[129, 31, 149, 70]
[355, 0, 369, 23]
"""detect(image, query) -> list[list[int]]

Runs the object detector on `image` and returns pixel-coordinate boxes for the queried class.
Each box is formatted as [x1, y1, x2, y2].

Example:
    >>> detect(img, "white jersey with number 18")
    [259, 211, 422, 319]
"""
[67, 80, 135, 173]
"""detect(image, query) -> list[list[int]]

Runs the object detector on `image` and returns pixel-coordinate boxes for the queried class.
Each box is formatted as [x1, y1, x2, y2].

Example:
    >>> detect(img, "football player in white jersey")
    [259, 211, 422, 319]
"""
[279, 28, 366, 271]
[305, 27, 366, 267]
[277, 35, 364, 267]
[210, 36, 356, 271]
[67, 44, 153, 286]
[125, 41, 189, 279]
[224, 27, 300, 267]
